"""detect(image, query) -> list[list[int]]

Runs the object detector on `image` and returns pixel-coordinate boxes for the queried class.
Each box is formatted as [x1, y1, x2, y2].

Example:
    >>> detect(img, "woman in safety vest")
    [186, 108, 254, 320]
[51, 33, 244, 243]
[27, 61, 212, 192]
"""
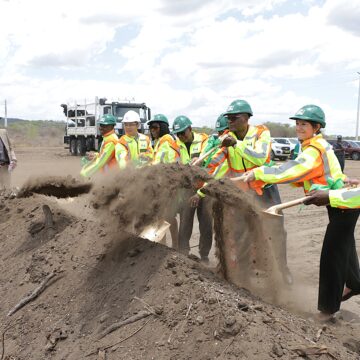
[148, 114, 180, 164]
[241, 104, 360, 321]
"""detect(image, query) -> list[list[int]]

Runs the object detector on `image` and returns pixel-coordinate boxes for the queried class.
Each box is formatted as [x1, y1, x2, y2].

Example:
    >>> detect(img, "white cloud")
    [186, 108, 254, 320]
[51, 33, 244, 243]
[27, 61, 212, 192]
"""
[0, 0, 359, 136]
[326, 0, 360, 36]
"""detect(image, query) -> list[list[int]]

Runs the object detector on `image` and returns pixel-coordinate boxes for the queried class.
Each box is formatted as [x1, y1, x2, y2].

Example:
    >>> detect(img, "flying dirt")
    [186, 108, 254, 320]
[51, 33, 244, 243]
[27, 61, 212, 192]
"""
[0, 163, 359, 359]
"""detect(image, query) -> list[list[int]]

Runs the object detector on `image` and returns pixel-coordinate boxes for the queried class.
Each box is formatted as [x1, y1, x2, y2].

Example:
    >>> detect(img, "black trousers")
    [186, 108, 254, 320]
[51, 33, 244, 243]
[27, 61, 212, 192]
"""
[318, 206, 360, 314]
[178, 196, 213, 258]
[335, 154, 345, 172]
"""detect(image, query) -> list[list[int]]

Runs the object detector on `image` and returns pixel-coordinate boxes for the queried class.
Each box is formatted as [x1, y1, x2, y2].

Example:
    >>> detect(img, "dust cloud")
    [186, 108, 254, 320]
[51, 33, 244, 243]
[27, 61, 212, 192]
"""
[16, 164, 286, 298]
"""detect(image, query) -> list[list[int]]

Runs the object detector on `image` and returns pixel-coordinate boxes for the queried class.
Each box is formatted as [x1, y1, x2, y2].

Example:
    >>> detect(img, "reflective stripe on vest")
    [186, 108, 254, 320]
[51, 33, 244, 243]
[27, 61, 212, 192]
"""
[227, 125, 271, 175]
[303, 136, 344, 192]
[258, 135, 345, 193]
[119, 133, 151, 161]
[101, 132, 118, 171]
[177, 132, 208, 164]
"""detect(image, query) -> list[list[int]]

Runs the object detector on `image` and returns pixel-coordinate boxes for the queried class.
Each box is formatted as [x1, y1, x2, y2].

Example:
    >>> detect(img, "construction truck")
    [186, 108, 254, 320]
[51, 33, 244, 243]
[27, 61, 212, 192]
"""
[62, 97, 151, 155]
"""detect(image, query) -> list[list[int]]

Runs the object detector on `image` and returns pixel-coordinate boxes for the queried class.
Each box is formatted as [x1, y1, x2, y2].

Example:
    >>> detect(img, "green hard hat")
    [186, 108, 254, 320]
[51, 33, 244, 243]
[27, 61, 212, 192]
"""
[289, 105, 326, 128]
[99, 114, 116, 126]
[148, 113, 169, 125]
[172, 115, 192, 133]
[215, 114, 228, 131]
[224, 99, 253, 117]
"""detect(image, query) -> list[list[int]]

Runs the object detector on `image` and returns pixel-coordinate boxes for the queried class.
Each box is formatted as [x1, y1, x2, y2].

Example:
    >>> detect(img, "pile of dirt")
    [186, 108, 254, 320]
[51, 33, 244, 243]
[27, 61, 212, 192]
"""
[18, 176, 92, 198]
[0, 169, 359, 359]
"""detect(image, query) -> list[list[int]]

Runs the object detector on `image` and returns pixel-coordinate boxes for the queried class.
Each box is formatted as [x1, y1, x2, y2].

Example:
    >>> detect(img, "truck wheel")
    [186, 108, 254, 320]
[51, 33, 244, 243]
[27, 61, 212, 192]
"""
[70, 138, 77, 156]
[351, 152, 360, 161]
[76, 138, 86, 156]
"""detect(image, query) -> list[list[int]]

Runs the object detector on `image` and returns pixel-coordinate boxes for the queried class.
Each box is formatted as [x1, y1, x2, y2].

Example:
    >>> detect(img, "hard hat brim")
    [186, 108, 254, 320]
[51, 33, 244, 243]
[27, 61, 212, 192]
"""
[147, 119, 169, 125]
[99, 121, 116, 126]
[289, 115, 325, 128]
[223, 111, 253, 117]
[172, 125, 190, 134]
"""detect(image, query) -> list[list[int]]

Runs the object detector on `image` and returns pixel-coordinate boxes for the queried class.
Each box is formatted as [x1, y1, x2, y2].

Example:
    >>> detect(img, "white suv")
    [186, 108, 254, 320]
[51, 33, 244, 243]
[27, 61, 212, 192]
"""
[271, 138, 291, 161]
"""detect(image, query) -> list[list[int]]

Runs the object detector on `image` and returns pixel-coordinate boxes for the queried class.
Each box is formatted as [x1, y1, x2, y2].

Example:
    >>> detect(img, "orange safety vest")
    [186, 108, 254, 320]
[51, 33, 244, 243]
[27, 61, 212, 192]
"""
[292, 135, 344, 192]
[101, 131, 118, 172]
[207, 125, 271, 195]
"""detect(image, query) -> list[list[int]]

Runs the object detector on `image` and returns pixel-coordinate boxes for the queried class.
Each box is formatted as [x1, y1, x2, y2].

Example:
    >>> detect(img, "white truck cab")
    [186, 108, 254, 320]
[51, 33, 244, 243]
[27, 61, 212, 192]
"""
[62, 97, 151, 155]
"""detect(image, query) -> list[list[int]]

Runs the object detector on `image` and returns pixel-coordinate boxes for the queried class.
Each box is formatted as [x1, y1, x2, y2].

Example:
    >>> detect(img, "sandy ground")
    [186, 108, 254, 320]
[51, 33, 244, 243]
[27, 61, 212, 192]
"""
[10, 146, 360, 321]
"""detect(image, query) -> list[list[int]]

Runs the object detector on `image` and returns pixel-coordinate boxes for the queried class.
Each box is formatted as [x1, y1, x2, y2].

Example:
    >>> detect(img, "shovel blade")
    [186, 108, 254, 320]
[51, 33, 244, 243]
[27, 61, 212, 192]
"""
[262, 209, 283, 218]
[138, 221, 171, 242]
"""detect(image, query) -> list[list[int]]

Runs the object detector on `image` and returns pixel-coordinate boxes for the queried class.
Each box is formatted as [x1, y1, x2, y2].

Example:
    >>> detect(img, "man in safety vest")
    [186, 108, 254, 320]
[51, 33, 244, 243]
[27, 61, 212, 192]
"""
[80, 114, 118, 178]
[116, 110, 153, 169]
[196, 100, 292, 286]
[172, 115, 212, 262]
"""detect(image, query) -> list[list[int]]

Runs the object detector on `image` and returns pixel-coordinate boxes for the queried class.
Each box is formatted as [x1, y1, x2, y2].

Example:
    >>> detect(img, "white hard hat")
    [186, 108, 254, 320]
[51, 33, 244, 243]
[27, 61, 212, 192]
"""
[123, 110, 140, 123]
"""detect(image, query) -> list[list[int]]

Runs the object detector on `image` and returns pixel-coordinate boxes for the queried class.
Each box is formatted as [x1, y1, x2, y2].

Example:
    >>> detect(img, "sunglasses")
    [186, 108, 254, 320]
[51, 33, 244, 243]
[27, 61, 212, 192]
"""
[150, 125, 160, 129]
[227, 114, 246, 121]
[177, 130, 186, 136]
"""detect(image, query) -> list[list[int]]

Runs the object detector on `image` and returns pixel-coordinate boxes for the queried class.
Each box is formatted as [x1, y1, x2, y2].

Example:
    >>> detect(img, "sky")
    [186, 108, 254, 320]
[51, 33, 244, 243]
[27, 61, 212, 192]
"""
[0, 0, 360, 136]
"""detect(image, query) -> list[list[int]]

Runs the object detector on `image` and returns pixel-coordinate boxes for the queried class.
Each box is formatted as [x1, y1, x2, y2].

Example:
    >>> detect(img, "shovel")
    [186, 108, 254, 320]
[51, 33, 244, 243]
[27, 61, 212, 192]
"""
[138, 221, 171, 242]
[263, 196, 308, 217]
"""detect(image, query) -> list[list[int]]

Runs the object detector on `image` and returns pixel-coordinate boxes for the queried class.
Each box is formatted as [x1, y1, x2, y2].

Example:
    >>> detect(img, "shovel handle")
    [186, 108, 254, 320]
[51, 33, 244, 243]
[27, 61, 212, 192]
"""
[191, 134, 228, 166]
[266, 196, 308, 214]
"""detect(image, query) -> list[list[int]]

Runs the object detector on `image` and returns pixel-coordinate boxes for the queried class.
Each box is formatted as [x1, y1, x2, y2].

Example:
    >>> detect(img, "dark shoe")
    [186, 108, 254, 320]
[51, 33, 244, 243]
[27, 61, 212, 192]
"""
[342, 289, 360, 302]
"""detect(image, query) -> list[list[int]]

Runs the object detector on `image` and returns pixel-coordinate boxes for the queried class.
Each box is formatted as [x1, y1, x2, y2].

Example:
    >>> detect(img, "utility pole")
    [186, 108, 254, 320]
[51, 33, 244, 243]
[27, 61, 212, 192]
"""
[4, 99, 7, 128]
[356, 72, 360, 141]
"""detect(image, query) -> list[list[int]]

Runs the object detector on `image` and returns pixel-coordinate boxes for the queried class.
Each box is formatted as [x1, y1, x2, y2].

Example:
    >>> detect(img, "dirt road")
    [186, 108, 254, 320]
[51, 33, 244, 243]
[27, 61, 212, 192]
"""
[11, 147, 360, 321]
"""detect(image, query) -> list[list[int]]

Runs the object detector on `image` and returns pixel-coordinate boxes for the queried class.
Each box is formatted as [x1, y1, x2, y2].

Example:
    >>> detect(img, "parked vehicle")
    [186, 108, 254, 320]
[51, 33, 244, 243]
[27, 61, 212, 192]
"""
[62, 97, 151, 156]
[328, 139, 360, 161]
[348, 140, 360, 148]
[273, 137, 296, 152]
[270, 138, 291, 161]
[288, 138, 300, 158]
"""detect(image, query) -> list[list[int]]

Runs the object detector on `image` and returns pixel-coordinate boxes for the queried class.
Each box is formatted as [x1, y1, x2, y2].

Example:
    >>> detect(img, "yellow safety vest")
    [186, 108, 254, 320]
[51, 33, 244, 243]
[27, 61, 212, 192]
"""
[115, 133, 153, 169]
[330, 188, 360, 209]
[80, 130, 118, 177]
[253, 134, 345, 193]
[153, 134, 180, 164]
[176, 132, 208, 165]
[206, 125, 271, 179]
